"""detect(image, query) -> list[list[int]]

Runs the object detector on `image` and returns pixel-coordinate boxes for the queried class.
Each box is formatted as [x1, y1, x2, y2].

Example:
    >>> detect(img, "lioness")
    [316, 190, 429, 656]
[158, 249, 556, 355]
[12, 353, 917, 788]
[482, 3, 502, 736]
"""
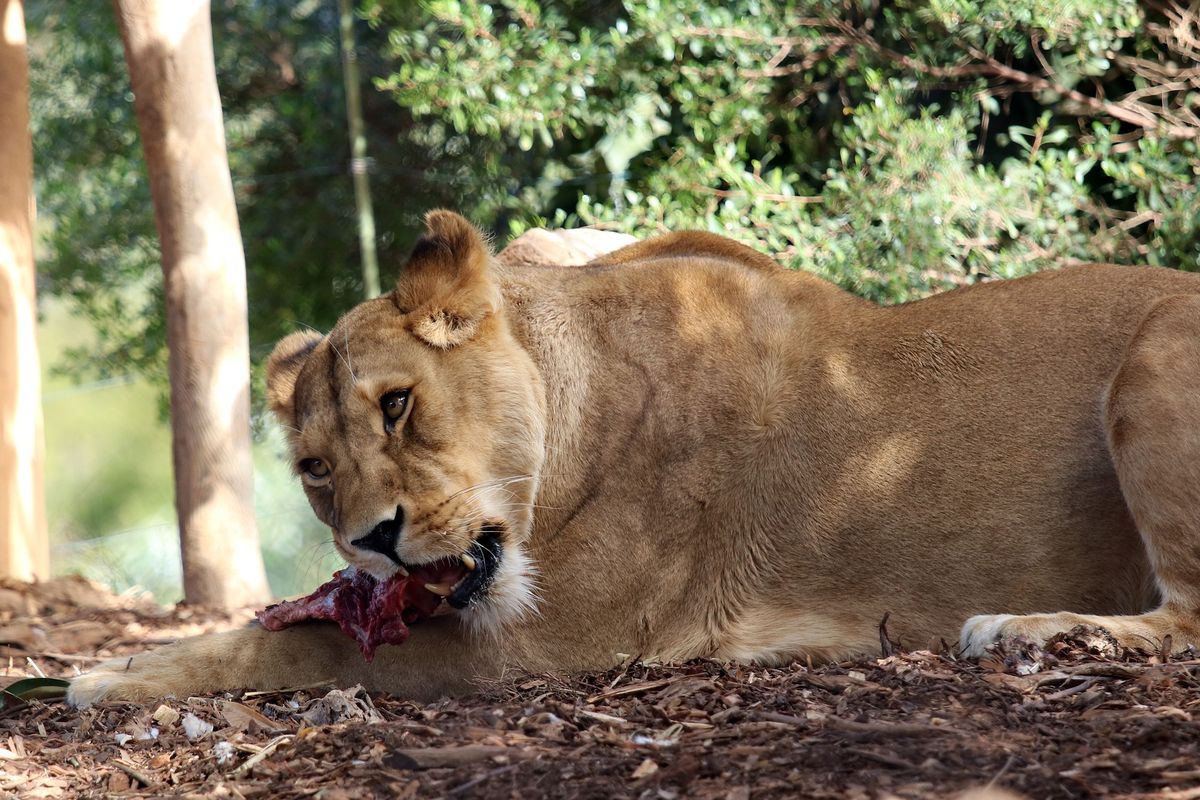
[69, 210, 1200, 706]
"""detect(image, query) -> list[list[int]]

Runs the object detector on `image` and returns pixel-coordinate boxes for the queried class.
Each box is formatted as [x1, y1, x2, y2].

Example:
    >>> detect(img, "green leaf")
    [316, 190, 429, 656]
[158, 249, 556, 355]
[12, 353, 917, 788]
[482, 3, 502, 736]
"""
[1043, 128, 1069, 145]
[1073, 157, 1097, 183]
[1, 678, 70, 708]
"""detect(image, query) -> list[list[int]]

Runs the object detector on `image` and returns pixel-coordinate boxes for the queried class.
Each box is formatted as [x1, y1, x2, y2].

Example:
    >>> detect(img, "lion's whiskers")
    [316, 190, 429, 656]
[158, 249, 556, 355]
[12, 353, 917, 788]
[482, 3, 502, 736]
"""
[442, 475, 534, 505]
[297, 539, 342, 584]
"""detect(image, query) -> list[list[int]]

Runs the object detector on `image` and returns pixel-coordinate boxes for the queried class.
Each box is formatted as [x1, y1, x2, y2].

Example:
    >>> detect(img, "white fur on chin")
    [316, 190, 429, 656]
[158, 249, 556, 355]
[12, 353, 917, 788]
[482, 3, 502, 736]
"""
[458, 543, 540, 637]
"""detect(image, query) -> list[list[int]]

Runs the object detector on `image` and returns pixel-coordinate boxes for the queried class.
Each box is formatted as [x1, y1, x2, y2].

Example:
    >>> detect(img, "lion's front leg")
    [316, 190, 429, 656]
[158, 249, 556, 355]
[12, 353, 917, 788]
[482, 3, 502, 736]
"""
[68, 619, 506, 707]
[68, 624, 348, 707]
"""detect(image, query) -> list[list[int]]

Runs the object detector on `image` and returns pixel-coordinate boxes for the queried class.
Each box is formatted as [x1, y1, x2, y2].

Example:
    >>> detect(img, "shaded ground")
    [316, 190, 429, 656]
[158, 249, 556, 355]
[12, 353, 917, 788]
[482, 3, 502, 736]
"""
[2, 577, 1199, 799]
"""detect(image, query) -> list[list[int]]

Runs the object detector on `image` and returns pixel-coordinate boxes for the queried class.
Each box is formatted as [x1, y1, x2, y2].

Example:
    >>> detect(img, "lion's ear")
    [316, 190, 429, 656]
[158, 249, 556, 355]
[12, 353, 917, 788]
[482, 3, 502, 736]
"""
[393, 210, 501, 349]
[266, 330, 324, 427]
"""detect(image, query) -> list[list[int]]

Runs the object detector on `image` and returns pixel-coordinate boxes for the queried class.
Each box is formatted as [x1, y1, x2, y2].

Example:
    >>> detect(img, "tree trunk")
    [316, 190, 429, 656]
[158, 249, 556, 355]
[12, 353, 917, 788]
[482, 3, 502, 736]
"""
[113, 0, 270, 607]
[337, 0, 380, 299]
[0, 0, 48, 582]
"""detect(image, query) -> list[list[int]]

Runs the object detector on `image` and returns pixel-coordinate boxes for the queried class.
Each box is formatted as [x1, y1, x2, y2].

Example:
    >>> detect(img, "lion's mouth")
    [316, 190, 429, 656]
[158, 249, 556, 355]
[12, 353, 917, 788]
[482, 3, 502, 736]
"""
[255, 527, 505, 661]
[404, 525, 503, 609]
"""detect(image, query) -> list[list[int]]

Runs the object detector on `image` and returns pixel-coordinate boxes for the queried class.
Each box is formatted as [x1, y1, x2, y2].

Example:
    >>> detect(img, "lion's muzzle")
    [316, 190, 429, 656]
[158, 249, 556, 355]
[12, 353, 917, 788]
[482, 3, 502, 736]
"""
[351, 505, 405, 567]
[352, 508, 504, 611]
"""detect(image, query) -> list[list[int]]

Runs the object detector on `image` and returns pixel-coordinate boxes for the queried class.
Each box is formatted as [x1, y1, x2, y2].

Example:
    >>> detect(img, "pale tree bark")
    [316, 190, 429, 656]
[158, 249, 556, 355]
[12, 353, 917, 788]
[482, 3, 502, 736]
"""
[337, 0, 380, 299]
[113, 0, 270, 607]
[0, 0, 48, 582]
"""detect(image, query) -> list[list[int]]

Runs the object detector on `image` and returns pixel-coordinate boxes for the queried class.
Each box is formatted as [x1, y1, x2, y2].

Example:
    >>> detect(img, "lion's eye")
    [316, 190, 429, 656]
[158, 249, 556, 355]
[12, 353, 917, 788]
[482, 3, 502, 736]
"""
[299, 458, 329, 481]
[380, 390, 410, 431]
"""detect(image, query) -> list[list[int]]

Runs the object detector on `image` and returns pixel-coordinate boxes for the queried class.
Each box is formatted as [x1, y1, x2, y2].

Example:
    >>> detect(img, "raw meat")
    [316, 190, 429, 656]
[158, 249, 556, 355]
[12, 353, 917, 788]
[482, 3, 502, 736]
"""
[256, 568, 442, 661]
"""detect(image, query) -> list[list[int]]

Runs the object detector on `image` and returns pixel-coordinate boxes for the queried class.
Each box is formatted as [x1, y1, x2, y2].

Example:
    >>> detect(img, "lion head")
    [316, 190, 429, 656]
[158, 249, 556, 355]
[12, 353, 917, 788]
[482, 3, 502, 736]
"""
[265, 210, 546, 633]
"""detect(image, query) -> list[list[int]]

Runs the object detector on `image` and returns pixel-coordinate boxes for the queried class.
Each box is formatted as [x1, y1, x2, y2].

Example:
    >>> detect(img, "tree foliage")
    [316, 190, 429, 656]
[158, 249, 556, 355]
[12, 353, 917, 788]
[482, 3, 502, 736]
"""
[371, 0, 1199, 303]
[28, 1, 461, 392]
[28, 0, 1200, 390]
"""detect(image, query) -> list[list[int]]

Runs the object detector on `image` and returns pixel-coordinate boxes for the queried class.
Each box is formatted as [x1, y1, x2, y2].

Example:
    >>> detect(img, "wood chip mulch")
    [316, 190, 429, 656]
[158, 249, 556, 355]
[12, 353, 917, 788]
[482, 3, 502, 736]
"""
[2, 577, 1199, 799]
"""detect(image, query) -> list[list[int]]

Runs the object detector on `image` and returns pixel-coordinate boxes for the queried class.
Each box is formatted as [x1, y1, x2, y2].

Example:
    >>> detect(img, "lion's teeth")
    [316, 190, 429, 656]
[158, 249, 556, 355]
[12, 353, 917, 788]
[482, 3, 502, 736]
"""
[461, 553, 477, 571]
[395, 565, 409, 578]
[425, 582, 451, 597]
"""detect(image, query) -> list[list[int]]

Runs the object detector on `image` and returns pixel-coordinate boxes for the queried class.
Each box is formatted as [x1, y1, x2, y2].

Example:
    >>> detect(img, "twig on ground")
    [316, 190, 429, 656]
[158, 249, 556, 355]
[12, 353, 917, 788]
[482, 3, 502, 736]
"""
[232, 734, 294, 775]
[113, 759, 156, 788]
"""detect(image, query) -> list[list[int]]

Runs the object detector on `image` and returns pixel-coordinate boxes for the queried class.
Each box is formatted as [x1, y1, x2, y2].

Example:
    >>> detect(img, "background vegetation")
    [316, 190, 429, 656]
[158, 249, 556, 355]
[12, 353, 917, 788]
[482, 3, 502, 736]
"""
[27, 0, 1199, 598]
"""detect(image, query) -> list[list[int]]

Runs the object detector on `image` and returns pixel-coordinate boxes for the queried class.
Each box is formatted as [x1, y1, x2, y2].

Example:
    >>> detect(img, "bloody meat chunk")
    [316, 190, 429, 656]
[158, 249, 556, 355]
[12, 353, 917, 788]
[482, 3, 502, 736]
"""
[256, 568, 442, 661]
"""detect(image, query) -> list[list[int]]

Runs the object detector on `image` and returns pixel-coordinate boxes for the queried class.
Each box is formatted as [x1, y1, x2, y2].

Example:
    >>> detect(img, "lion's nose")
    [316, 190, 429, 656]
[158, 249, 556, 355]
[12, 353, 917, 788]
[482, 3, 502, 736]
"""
[351, 506, 404, 558]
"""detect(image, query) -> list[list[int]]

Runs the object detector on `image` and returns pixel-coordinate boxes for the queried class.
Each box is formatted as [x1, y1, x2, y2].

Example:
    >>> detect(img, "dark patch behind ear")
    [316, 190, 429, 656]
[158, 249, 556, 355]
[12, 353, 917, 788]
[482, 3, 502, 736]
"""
[394, 210, 500, 348]
[266, 330, 324, 426]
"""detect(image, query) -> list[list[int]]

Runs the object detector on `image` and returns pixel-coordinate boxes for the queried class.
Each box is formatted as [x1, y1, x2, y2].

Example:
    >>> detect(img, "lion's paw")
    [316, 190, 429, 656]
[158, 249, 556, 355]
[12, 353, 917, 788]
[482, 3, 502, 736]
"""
[960, 611, 1108, 658]
[958, 613, 1019, 658]
[68, 655, 177, 708]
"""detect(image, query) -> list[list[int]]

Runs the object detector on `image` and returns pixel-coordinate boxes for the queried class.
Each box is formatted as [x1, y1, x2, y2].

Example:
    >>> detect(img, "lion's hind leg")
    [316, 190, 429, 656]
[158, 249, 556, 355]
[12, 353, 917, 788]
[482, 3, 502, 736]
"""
[962, 294, 1200, 657]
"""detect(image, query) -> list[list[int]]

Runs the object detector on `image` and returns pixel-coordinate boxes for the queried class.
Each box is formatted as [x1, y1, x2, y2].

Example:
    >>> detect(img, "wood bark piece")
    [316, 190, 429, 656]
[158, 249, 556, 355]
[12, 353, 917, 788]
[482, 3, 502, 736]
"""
[6, 580, 1200, 800]
[585, 676, 683, 703]
[0, 0, 48, 581]
[111, 0, 269, 606]
[822, 716, 968, 738]
[385, 745, 535, 770]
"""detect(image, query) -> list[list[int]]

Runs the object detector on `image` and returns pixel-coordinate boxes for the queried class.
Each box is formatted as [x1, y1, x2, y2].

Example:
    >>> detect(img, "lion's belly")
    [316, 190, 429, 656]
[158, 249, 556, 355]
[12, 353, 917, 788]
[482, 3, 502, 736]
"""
[705, 464, 1154, 659]
[807, 484, 1155, 647]
[700, 268, 1187, 654]
[753, 268, 1182, 648]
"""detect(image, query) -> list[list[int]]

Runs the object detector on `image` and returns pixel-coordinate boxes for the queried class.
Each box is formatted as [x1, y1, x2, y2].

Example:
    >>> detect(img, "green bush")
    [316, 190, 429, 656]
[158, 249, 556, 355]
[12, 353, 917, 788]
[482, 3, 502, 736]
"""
[370, 0, 1199, 304]
[30, 0, 1200, 377]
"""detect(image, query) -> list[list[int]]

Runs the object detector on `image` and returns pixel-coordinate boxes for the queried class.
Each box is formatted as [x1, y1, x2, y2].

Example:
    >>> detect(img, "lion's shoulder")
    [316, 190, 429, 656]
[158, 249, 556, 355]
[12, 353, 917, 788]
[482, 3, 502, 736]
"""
[498, 228, 638, 268]
[587, 230, 782, 273]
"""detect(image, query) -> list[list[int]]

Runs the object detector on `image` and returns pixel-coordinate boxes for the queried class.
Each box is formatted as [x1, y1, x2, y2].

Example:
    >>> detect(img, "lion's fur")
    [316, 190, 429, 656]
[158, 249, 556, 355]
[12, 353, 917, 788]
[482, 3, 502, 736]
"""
[70, 211, 1200, 706]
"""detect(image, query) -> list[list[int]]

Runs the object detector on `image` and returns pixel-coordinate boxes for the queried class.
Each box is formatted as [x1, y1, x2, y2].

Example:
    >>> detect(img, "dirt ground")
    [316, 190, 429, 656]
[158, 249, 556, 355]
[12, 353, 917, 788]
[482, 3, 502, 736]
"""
[2, 577, 1199, 799]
